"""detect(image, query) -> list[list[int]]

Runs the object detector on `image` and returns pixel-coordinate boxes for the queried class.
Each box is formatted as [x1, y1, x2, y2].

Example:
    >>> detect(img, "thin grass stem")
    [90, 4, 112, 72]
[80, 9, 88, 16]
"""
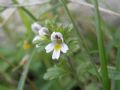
[12, 0, 38, 21]
[59, 0, 101, 82]
[17, 50, 35, 90]
[92, 0, 110, 90]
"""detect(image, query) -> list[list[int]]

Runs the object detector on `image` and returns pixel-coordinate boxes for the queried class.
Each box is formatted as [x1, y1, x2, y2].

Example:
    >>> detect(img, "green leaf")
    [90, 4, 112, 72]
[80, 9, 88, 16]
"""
[18, 8, 32, 34]
[109, 69, 120, 80]
[43, 65, 67, 80]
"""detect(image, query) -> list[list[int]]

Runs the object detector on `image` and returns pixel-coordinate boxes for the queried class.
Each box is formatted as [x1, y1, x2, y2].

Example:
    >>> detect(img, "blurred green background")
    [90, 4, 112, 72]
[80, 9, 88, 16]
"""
[0, 0, 120, 90]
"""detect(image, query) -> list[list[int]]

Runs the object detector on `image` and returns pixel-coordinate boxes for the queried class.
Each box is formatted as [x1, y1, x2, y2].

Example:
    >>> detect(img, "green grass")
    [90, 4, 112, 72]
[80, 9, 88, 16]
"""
[92, 0, 110, 90]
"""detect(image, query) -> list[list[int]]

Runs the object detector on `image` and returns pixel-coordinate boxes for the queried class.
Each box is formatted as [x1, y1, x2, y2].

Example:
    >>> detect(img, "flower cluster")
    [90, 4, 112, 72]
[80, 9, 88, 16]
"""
[32, 22, 48, 45]
[31, 22, 69, 60]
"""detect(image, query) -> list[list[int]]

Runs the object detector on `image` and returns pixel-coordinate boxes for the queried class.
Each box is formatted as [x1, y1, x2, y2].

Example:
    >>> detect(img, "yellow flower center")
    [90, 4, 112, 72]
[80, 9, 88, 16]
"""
[23, 41, 31, 50]
[54, 44, 61, 51]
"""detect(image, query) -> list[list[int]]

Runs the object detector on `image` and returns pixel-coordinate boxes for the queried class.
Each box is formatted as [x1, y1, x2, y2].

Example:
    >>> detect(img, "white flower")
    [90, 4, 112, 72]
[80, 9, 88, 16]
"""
[31, 22, 42, 34]
[45, 32, 69, 60]
[31, 22, 48, 44]
[39, 27, 48, 36]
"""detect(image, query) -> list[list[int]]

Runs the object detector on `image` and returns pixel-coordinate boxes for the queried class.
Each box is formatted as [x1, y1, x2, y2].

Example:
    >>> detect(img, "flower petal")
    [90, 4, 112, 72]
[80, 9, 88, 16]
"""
[45, 43, 54, 53]
[61, 43, 69, 53]
[51, 32, 56, 41]
[32, 35, 41, 43]
[52, 50, 60, 60]
[51, 32, 63, 41]
[39, 27, 48, 36]
[31, 23, 42, 34]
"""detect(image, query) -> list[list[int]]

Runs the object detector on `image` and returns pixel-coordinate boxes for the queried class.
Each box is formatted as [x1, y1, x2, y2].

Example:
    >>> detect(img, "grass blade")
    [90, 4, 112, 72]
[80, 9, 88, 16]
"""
[92, 0, 110, 90]
[17, 50, 35, 90]
[12, 0, 37, 21]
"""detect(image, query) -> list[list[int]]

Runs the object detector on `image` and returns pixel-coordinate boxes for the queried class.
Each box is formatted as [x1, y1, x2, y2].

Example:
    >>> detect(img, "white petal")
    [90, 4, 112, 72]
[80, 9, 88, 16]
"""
[31, 23, 42, 34]
[45, 43, 54, 53]
[39, 27, 48, 36]
[61, 43, 69, 53]
[52, 50, 60, 60]
[51, 32, 56, 41]
[32, 35, 41, 43]
[56, 32, 63, 40]
[51, 32, 63, 41]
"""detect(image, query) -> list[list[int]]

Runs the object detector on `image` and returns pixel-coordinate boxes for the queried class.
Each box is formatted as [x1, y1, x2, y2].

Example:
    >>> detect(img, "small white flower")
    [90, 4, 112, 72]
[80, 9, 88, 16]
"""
[31, 22, 49, 44]
[45, 32, 69, 60]
[31, 22, 42, 34]
[39, 27, 48, 36]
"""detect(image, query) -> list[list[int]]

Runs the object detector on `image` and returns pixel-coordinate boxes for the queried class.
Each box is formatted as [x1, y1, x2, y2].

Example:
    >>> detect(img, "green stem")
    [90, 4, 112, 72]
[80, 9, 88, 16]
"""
[12, 0, 38, 21]
[20, 7, 38, 21]
[59, 0, 101, 82]
[17, 50, 35, 90]
[115, 46, 120, 90]
[67, 56, 84, 90]
[59, 0, 88, 50]
[92, 0, 110, 90]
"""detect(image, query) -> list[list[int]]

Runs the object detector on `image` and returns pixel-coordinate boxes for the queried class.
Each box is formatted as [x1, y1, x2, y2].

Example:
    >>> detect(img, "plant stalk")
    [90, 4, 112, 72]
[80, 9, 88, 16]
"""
[59, 0, 101, 82]
[92, 0, 110, 90]
[59, 0, 88, 50]
[12, 0, 37, 21]
[17, 50, 35, 90]
[67, 56, 84, 90]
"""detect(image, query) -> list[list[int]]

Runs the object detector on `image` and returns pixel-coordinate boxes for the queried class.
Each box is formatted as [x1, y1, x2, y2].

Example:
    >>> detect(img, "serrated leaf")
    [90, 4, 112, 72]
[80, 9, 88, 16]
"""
[43, 65, 67, 80]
